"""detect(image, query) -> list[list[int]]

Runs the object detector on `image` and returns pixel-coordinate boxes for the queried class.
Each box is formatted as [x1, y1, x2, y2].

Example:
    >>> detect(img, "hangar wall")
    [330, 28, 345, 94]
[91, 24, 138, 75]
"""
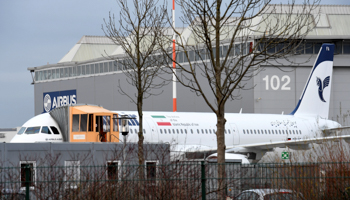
[34, 65, 255, 115]
[254, 55, 350, 124]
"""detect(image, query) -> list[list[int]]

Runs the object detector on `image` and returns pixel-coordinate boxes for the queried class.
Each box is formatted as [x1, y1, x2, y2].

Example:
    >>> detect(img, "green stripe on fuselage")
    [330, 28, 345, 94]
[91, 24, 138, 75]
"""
[151, 115, 166, 118]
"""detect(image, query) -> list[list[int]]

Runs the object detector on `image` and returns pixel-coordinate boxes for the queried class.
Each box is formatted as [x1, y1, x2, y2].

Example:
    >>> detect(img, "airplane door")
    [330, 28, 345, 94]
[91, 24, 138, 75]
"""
[230, 123, 240, 145]
[302, 120, 312, 137]
[144, 117, 158, 143]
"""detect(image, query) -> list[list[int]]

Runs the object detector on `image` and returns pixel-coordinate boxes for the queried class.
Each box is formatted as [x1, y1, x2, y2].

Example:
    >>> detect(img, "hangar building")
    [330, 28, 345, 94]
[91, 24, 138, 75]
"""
[29, 4, 350, 124]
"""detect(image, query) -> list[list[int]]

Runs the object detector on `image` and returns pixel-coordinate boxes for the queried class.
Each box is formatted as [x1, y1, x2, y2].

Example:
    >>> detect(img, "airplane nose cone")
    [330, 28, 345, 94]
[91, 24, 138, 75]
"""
[10, 135, 25, 143]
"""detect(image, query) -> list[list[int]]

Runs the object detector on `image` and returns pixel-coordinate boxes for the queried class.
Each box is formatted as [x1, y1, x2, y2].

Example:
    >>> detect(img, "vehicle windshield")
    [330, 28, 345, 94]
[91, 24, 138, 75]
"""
[265, 193, 303, 200]
[25, 127, 41, 134]
[17, 127, 26, 135]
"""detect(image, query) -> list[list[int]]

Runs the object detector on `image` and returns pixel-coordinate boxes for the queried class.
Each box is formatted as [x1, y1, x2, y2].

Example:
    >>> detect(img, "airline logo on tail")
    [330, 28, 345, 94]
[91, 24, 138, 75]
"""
[316, 76, 330, 102]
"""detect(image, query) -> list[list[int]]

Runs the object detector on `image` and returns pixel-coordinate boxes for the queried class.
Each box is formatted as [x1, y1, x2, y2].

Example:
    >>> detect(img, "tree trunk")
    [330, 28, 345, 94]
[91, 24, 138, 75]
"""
[215, 1, 226, 199]
[136, 38, 145, 195]
[216, 106, 226, 199]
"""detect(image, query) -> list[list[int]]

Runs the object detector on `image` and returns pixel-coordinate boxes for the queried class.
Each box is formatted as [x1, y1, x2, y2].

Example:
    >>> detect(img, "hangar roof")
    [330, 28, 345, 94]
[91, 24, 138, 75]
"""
[263, 4, 350, 36]
[33, 4, 350, 70]
[58, 35, 119, 63]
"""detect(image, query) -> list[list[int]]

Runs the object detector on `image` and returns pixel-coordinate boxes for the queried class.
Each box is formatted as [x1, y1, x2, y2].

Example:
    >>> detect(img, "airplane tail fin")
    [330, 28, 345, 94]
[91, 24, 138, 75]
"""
[290, 43, 334, 119]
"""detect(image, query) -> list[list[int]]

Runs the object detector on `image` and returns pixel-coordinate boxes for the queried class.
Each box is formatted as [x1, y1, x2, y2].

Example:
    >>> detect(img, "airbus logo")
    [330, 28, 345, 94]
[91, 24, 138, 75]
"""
[43, 90, 77, 113]
[316, 76, 330, 102]
[43, 94, 52, 112]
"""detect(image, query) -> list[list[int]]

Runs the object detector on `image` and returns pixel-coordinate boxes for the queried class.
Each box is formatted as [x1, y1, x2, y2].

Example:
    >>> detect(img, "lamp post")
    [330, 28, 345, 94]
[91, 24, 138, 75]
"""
[114, 115, 136, 162]
[121, 115, 129, 162]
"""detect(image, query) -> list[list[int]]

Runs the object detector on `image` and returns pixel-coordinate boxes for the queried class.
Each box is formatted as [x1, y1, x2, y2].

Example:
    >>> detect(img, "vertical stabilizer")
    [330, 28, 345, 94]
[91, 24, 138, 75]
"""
[290, 43, 334, 119]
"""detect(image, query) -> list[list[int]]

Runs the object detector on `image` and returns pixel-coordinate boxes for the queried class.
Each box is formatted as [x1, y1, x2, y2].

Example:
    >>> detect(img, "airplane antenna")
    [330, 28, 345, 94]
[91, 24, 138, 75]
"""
[282, 111, 284, 115]
[239, 108, 242, 114]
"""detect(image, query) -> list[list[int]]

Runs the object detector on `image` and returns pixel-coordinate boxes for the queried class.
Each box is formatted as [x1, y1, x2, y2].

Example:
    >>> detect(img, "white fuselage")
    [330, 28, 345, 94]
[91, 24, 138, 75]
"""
[10, 111, 340, 148]
[118, 111, 340, 149]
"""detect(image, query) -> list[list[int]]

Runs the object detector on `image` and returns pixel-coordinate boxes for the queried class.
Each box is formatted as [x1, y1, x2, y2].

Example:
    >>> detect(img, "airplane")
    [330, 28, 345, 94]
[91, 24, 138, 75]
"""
[10, 43, 350, 163]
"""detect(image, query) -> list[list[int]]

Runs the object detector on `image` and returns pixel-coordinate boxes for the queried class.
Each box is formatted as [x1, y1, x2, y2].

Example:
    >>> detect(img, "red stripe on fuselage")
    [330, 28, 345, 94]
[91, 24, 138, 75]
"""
[157, 122, 172, 126]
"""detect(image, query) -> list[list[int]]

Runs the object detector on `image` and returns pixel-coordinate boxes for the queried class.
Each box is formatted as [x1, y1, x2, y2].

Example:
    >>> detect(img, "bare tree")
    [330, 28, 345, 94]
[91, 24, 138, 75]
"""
[159, 0, 320, 197]
[103, 0, 168, 183]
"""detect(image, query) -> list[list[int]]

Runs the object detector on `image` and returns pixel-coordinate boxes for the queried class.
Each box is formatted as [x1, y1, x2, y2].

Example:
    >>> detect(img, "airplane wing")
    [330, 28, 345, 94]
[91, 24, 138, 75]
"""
[172, 127, 350, 156]
[226, 134, 350, 153]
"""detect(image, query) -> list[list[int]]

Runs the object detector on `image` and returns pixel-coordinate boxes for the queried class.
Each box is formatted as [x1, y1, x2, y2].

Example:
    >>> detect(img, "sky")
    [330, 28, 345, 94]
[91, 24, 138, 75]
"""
[1, 0, 350, 128]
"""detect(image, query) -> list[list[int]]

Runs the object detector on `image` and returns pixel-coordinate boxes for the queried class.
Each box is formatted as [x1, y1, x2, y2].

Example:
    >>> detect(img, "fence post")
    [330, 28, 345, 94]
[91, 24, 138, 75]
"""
[201, 161, 206, 200]
[25, 164, 30, 200]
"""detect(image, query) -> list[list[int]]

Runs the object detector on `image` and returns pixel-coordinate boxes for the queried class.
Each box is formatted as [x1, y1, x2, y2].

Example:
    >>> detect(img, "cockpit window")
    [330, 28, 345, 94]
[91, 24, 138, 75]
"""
[50, 126, 60, 135]
[25, 127, 41, 134]
[41, 126, 51, 134]
[17, 127, 26, 135]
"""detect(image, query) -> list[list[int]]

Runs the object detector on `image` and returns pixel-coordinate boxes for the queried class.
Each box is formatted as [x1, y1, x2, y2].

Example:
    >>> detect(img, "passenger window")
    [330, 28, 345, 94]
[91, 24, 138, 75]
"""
[209, 129, 212, 134]
[164, 129, 167, 134]
[41, 126, 51, 134]
[243, 130, 246, 134]
[254, 130, 256, 134]
[197, 129, 199, 134]
[268, 130, 271, 134]
[279, 130, 281, 134]
[201, 129, 204, 134]
[72, 114, 80, 132]
[250, 130, 253, 134]
[185, 129, 187, 134]
[181, 129, 183, 134]
[265, 130, 267, 134]
[191, 129, 193, 134]
[176, 129, 179, 134]
[80, 114, 87, 132]
[143, 129, 146, 134]
[257, 130, 260, 134]
[134, 129, 137, 134]
[228, 129, 231, 134]
[160, 129, 162, 134]
[213, 129, 215, 133]
[299, 130, 302, 134]
[50, 126, 60, 135]
[293, 130, 295, 134]
[224, 129, 227, 134]
[130, 129, 133, 134]
[113, 114, 119, 132]
[168, 129, 171, 134]
[173, 129, 175, 134]
[105, 116, 111, 132]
